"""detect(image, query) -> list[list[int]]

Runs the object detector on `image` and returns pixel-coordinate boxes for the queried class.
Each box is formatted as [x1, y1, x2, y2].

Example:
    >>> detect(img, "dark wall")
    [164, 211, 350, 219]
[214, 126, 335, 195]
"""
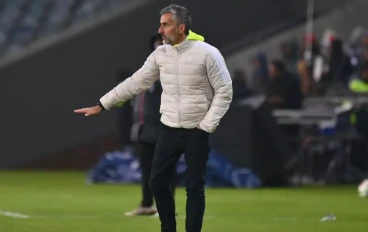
[163, 0, 306, 49]
[0, 0, 344, 168]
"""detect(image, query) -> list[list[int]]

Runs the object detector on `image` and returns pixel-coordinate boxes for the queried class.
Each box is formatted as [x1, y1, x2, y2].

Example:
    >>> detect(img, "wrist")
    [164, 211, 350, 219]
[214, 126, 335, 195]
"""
[97, 101, 105, 110]
[95, 105, 103, 112]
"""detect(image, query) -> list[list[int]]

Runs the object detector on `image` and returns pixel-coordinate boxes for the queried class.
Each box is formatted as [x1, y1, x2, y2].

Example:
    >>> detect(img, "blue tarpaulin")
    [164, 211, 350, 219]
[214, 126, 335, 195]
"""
[87, 149, 262, 188]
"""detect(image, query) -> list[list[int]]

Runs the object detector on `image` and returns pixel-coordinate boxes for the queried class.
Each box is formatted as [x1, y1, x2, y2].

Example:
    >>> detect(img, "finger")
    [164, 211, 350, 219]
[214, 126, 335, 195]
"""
[85, 112, 95, 116]
[74, 108, 88, 113]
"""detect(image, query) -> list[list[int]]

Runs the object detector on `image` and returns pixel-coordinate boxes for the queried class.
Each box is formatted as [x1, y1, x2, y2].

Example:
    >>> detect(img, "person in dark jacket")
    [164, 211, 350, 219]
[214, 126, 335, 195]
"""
[125, 34, 177, 216]
[267, 60, 303, 152]
[116, 69, 134, 155]
[267, 60, 303, 110]
[323, 38, 354, 85]
[231, 69, 255, 100]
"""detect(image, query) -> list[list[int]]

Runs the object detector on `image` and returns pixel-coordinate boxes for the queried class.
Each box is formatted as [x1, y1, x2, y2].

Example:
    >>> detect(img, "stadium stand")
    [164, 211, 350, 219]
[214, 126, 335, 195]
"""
[0, 0, 134, 58]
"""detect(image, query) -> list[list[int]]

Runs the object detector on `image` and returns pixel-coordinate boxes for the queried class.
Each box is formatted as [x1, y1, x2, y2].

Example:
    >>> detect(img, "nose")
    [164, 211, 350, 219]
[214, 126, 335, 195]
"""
[158, 26, 163, 34]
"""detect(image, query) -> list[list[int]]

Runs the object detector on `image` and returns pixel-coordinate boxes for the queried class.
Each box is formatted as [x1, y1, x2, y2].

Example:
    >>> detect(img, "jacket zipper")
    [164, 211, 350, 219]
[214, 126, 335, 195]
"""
[176, 49, 182, 126]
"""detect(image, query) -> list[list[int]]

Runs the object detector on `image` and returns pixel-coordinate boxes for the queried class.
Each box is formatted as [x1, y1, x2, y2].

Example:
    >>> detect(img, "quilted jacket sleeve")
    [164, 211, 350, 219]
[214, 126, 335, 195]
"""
[99, 51, 160, 110]
[199, 47, 233, 133]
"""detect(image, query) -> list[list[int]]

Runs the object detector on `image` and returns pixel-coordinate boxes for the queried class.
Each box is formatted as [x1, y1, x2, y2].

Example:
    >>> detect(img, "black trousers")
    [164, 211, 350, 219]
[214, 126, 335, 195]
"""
[150, 124, 210, 232]
[136, 141, 176, 207]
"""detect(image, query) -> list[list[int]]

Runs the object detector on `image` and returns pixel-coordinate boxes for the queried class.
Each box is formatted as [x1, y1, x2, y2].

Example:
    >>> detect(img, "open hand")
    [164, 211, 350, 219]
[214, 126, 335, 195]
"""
[74, 106, 102, 116]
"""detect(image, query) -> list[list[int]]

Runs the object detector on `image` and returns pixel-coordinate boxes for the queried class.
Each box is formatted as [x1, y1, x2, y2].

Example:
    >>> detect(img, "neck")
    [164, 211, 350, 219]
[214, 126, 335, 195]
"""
[173, 34, 187, 46]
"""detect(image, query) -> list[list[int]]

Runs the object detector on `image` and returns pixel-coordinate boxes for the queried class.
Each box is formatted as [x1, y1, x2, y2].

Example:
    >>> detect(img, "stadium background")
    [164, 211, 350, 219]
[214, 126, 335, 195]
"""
[1, 0, 368, 231]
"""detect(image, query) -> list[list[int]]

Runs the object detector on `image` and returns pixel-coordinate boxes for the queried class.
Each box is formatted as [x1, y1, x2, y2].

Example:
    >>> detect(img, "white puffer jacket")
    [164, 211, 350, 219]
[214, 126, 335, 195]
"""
[100, 38, 233, 133]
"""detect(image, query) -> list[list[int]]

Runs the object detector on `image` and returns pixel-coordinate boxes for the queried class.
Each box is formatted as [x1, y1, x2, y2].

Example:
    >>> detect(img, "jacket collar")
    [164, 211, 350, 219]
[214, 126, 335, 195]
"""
[169, 30, 205, 53]
[172, 40, 193, 53]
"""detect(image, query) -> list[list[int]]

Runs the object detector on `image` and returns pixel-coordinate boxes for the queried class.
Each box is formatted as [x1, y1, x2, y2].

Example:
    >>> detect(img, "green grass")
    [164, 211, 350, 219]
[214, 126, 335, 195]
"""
[0, 171, 367, 232]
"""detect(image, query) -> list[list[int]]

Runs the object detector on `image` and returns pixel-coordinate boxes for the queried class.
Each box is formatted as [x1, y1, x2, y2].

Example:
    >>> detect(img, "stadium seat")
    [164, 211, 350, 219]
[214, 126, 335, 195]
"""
[0, 0, 132, 59]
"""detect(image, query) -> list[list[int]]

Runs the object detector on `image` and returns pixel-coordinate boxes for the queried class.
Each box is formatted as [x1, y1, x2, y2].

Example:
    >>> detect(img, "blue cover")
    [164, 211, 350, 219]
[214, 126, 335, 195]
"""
[87, 149, 262, 188]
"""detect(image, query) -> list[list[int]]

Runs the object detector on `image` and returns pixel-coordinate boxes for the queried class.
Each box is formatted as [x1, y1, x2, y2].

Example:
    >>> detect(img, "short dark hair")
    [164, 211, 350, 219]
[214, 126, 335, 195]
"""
[149, 34, 162, 51]
[160, 4, 192, 35]
[271, 60, 286, 73]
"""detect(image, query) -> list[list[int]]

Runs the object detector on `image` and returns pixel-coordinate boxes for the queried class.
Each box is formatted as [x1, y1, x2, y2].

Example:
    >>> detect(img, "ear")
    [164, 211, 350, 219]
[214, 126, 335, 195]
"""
[178, 24, 186, 33]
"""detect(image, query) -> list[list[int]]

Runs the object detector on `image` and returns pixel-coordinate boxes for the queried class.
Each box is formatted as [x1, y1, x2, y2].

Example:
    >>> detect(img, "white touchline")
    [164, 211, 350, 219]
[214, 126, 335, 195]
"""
[35, 215, 99, 219]
[0, 209, 30, 219]
[273, 217, 297, 221]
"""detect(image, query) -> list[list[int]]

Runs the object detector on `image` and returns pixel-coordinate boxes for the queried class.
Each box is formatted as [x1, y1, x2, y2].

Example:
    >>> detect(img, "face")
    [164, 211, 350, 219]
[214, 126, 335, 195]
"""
[158, 13, 185, 45]
[269, 64, 277, 79]
[281, 44, 292, 57]
[252, 59, 260, 68]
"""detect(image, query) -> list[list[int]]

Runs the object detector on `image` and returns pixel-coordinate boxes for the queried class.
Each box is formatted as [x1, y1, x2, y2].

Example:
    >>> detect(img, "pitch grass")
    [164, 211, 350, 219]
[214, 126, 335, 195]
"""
[0, 171, 367, 232]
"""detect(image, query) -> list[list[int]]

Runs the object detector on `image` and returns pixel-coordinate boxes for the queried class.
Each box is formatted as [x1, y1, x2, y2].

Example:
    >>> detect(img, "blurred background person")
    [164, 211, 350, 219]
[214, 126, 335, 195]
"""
[251, 52, 269, 94]
[116, 69, 135, 156]
[267, 60, 303, 152]
[323, 38, 354, 86]
[279, 37, 300, 76]
[297, 34, 324, 94]
[125, 34, 177, 216]
[231, 69, 255, 100]
[267, 60, 303, 110]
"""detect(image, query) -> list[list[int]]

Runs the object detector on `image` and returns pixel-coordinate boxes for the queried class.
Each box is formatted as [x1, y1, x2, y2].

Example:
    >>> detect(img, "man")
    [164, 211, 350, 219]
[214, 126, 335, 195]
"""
[125, 34, 177, 216]
[267, 60, 303, 110]
[115, 69, 134, 155]
[323, 38, 354, 85]
[348, 62, 368, 174]
[75, 4, 233, 232]
[231, 69, 255, 101]
[349, 61, 368, 139]
[267, 60, 302, 152]
[349, 61, 368, 93]
[251, 52, 269, 94]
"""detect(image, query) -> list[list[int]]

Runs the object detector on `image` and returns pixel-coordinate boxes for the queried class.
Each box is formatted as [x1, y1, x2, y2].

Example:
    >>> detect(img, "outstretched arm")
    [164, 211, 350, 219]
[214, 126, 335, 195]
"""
[75, 52, 160, 116]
